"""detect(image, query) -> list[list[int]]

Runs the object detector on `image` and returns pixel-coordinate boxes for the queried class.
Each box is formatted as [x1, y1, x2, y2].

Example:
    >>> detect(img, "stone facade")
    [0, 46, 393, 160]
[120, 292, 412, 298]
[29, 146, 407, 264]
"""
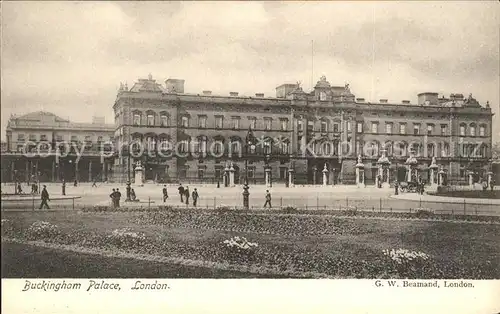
[1, 111, 115, 183]
[111, 75, 494, 185]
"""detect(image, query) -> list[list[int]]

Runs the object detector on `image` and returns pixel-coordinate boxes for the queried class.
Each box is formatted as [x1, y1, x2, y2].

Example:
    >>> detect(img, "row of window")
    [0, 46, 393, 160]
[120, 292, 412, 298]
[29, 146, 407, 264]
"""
[368, 122, 486, 136]
[16, 134, 112, 143]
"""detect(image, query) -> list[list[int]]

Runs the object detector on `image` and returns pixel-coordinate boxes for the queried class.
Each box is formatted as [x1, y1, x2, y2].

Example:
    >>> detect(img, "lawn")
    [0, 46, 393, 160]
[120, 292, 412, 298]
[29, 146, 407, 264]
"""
[2, 210, 500, 278]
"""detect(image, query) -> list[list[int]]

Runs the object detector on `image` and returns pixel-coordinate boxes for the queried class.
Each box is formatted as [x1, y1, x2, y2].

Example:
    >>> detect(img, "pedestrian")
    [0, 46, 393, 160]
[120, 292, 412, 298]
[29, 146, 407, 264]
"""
[184, 186, 190, 205]
[31, 182, 36, 194]
[17, 182, 23, 194]
[40, 185, 50, 210]
[394, 180, 399, 195]
[126, 182, 131, 201]
[491, 179, 495, 192]
[264, 190, 272, 208]
[130, 188, 136, 201]
[420, 181, 425, 195]
[110, 188, 116, 207]
[62, 179, 66, 196]
[178, 184, 184, 203]
[74, 179, 78, 187]
[162, 185, 169, 202]
[192, 188, 199, 207]
[92, 179, 97, 188]
[116, 188, 122, 208]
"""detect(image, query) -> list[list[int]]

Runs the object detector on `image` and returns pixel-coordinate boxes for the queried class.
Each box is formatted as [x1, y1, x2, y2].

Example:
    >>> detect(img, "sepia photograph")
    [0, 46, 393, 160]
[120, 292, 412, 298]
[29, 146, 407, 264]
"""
[1, 1, 499, 308]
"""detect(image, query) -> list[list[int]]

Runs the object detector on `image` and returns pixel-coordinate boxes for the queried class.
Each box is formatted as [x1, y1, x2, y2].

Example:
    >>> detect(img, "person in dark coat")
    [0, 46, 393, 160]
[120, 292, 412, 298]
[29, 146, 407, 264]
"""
[17, 182, 23, 194]
[110, 188, 116, 207]
[178, 184, 184, 203]
[40, 185, 50, 210]
[264, 190, 272, 208]
[192, 188, 199, 207]
[62, 179, 66, 196]
[115, 188, 122, 208]
[162, 185, 169, 202]
[491, 179, 495, 192]
[184, 186, 190, 205]
[130, 188, 136, 201]
[74, 179, 78, 187]
[394, 180, 399, 195]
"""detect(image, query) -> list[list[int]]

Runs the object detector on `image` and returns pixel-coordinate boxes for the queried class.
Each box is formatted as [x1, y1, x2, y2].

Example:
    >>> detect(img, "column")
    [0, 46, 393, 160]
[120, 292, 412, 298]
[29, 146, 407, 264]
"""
[265, 167, 271, 188]
[430, 169, 435, 185]
[89, 160, 93, 182]
[331, 168, 336, 185]
[75, 161, 79, 182]
[288, 168, 295, 187]
[102, 161, 106, 182]
[322, 167, 328, 186]
[468, 171, 474, 187]
[229, 166, 235, 187]
[52, 160, 56, 182]
[11, 160, 15, 181]
[25, 161, 30, 182]
[35, 160, 39, 182]
[312, 166, 317, 185]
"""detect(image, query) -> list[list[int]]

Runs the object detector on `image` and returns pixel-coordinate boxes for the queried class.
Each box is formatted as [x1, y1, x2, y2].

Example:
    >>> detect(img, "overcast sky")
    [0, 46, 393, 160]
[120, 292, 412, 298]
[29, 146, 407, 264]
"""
[1, 1, 499, 141]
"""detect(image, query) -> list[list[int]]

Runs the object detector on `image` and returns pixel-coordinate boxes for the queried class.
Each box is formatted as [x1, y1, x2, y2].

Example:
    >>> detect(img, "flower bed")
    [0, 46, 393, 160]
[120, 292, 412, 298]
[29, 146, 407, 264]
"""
[25, 221, 60, 241]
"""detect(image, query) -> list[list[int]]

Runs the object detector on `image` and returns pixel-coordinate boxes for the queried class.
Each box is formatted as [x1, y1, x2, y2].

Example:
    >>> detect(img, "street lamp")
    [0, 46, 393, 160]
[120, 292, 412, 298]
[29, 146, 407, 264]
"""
[245, 141, 256, 185]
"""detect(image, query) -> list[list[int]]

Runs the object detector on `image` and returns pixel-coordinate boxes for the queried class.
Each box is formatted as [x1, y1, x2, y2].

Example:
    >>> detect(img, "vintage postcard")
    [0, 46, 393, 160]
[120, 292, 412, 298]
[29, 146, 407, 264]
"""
[1, 1, 499, 313]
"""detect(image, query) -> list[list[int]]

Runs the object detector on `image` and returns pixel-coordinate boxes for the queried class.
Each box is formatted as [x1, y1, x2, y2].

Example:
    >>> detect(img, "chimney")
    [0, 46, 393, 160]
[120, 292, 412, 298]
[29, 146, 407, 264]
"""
[380, 99, 388, 103]
[202, 90, 212, 95]
[255, 93, 264, 98]
[402, 100, 410, 104]
[229, 92, 239, 97]
[165, 79, 185, 93]
[356, 98, 365, 103]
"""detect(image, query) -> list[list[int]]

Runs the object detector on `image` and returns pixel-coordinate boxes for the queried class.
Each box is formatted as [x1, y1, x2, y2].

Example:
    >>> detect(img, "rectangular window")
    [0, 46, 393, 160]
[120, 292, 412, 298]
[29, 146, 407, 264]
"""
[427, 124, 433, 135]
[479, 126, 485, 137]
[320, 121, 327, 133]
[161, 115, 169, 127]
[385, 123, 393, 134]
[357, 122, 363, 133]
[371, 122, 378, 134]
[333, 123, 339, 133]
[29, 134, 36, 141]
[441, 124, 447, 136]
[470, 126, 476, 136]
[181, 116, 189, 128]
[307, 121, 314, 132]
[197, 168, 204, 179]
[84, 136, 92, 143]
[297, 120, 303, 131]
[280, 119, 288, 131]
[249, 117, 257, 130]
[147, 114, 154, 126]
[400, 123, 406, 135]
[56, 135, 63, 142]
[347, 121, 352, 132]
[413, 124, 420, 135]
[232, 117, 240, 129]
[40, 134, 48, 141]
[264, 118, 272, 130]
[198, 116, 207, 128]
[215, 116, 223, 129]
[133, 114, 141, 126]
[71, 136, 78, 142]
[248, 167, 254, 179]
[17, 134, 25, 142]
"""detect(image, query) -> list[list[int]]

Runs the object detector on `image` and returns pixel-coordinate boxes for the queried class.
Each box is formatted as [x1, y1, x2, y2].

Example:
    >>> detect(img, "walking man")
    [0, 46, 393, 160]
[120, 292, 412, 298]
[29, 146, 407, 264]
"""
[192, 188, 199, 207]
[62, 179, 66, 196]
[184, 186, 190, 205]
[178, 184, 185, 203]
[91, 179, 98, 188]
[394, 180, 399, 195]
[491, 179, 495, 192]
[40, 185, 50, 210]
[162, 185, 169, 202]
[264, 190, 272, 208]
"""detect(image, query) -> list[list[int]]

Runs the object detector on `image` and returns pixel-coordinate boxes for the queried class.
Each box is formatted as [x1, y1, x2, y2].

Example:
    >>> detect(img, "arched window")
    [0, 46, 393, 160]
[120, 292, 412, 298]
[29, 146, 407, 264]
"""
[319, 91, 327, 101]
[197, 136, 207, 154]
[479, 124, 486, 137]
[133, 112, 142, 126]
[160, 112, 169, 127]
[442, 142, 450, 157]
[368, 141, 380, 157]
[394, 141, 407, 157]
[263, 138, 272, 155]
[230, 140, 241, 155]
[320, 120, 328, 133]
[146, 111, 156, 126]
[181, 116, 189, 128]
[145, 135, 156, 151]
[214, 141, 223, 155]
[459, 123, 466, 136]
[469, 124, 476, 136]
[427, 143, 435, 157]
[384, 141, 393, 156]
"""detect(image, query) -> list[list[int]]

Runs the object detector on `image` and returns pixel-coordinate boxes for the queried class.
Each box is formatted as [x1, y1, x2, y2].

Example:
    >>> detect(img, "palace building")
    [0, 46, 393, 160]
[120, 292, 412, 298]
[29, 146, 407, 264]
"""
[1, 111, 115, 183]
[111, 74, 494, 185]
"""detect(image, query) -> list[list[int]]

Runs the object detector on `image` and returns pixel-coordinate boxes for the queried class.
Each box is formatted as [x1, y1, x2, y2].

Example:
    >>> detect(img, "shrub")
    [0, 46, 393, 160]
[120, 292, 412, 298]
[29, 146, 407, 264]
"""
[107, 228, 147, 250]
[344, 206, 358, 216]
[26, 221, 60, 241]
[215, 206, 232, 214]
[1, 219, 15, 237]
[414, 208, 434, 218]
[282, 206, 298, 214]
[382, 248, 432, 278]
[221, 236, 258, 262]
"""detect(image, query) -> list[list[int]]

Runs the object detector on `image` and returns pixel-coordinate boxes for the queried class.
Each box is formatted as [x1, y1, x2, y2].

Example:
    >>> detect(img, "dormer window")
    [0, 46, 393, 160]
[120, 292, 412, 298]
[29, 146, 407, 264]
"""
[319, 91, 327, 101]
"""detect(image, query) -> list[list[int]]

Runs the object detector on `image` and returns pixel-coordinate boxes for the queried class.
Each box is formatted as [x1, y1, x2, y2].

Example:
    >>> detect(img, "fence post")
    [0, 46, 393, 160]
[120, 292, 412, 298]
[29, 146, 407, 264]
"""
[379, 198, 382, 211]
[346, 197, 348, 207]
[463, 199, 466, 215]
[148, 197, 151, 210]
[419, 198, 422, 208]
[214, 197, 216, 209]
[32, 195, 35, 211]
[316, 196, 319, 209]
[73, 197, 75, 210]
[280, 197, 283, 208]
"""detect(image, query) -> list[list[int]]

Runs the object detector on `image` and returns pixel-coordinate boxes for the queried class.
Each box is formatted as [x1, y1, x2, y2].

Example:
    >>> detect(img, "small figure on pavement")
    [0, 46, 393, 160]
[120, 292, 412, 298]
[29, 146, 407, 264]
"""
[491, 179, 495, 192]
[92, 179, 98, 188]
[394, 180, 399, 195]
[264, 190, 272, 208]
[17, 182, 23, 194]
[126, 181, 131, 201]
[162, 185, 169, 202]
[110, 188, 117, 207]
[192, 188, 199, 207]
[40, 185, 50, 210]
[130, 188, 137, 201]
[115, 188, 122, 208]
[184, 186, 190, 205]
[178, 184, 185, 203]
[62, 179, 66, 196]
[74, 179, 78, 187]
